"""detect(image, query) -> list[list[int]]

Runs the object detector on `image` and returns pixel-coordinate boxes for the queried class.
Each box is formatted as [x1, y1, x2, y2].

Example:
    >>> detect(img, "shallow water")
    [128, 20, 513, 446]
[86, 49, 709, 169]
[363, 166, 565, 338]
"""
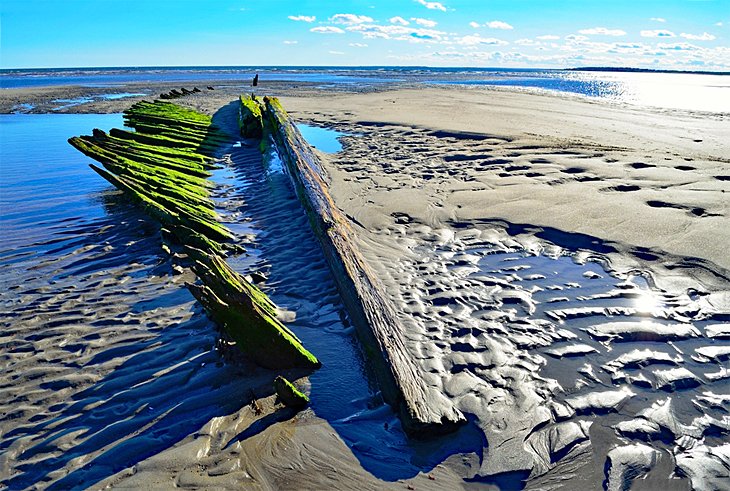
[50, 93, 147, 111]
[296, 124, 344, 154]
[1, 113, 242, 488]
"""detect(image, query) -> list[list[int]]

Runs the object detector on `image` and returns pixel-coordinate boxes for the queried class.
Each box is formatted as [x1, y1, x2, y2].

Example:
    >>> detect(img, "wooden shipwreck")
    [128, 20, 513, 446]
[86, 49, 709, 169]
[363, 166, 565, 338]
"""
[69, 100, 320, 372]
[241, 95, 466, 435]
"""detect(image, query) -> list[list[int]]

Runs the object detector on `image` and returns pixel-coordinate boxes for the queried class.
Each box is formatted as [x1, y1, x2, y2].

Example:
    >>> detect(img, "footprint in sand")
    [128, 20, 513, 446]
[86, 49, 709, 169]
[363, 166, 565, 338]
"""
[600, 184, 641, 192]
[629, 162, 656, 169]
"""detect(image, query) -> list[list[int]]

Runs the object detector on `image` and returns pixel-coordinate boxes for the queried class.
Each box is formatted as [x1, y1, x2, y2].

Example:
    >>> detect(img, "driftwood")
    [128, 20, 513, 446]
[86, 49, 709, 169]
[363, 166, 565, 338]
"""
[251, 96, 466, 435]
[69, 100, 320, 371]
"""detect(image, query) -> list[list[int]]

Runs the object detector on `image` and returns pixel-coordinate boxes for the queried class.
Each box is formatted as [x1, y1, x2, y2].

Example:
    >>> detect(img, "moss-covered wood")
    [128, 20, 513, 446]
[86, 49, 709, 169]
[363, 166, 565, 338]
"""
[254, 96, 466, 436]
[187, 247, 320, 370]
[69, 100, 320, 371]
[273, 376, 310, 409]
[239, 95, 264, 138]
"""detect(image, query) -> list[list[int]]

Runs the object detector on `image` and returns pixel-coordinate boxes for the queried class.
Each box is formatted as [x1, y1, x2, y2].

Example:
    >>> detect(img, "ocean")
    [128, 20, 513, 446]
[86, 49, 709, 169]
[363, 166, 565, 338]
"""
[2, 66, 729, 113]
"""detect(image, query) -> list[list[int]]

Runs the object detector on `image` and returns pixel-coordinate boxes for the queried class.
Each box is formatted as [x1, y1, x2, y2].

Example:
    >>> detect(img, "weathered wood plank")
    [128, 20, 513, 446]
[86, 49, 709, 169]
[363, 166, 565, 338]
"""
[259, 96, 466, 435]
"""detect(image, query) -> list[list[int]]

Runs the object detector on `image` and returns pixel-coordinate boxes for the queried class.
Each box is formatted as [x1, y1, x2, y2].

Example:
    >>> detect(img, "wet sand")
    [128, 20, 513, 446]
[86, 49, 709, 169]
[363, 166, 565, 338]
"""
[2, 83, 729, 489]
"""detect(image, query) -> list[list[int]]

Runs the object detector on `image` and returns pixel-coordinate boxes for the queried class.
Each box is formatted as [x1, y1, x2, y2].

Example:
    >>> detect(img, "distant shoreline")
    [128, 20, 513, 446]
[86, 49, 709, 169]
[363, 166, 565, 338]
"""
[566, 66, 729, 76]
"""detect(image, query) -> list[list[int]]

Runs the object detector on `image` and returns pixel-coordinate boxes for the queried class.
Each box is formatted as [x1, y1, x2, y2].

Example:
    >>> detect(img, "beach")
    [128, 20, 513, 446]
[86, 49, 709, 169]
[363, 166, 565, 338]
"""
[2, 79, 729, 489]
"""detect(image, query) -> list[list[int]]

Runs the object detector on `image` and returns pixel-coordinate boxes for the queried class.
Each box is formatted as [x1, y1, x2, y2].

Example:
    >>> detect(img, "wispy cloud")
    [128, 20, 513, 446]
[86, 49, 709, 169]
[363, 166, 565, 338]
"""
[640, 29, 676, 37]
[288, 15, 315, 22]
[537, 35, 560, 40]
[310, 26, 345, 34]
[347, 23, 446, 42]
[650, 17, 666, 23]
[457, 34, 508, 46]
[486, 20, 513, 30]
[469, 21, 480, 28]
[716, 22, 724, 27]
[412, 17, 437, 27]
[578, 27, 626, 36]
[283, 40, 298, 45]
[329, 51, 345, 55]
[349, 42, 368, 47]
[680, 32, 716, 41]
[330, 14, 374, 25]
[390, 16, 409, 26]
[415, 0, 447, 12]
[657, 42, 700, 51]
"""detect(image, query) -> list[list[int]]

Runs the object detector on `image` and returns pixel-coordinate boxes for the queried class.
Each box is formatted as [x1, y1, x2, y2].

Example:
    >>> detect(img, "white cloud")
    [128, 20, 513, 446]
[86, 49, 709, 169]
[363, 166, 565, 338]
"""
[310, 26, 345, 34]
[657, 42, 700, 51]
[515, 38, 538, 46]
[469, 21, 480, 28]
[486, 20, 513, 30]
[565, 34, 589, 42]
[329, 51, 345, 55]
[457, 34, 508, 46]
[347, 23, 447, 42]
[283, 40, 298, 45]
[578, 27, 626, 36]
[349, 42, 369, 47]
[650, 17, 666, 23]
[641, 29, 675, 38]
[716, 22, 724, 27]
[537, 35, 560, 40]
[390, 16, 410, 26]
[415, 0, 447, 12]
[412, 17, 437, 27]
[680, 32, 716, 41]
[330, 13, 374, 25]
[288, 15, 315, 22]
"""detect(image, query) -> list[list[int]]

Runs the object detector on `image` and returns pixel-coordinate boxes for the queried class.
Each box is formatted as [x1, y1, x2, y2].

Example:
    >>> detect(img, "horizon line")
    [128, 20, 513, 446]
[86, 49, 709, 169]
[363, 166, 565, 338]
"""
[1, 64, 728, 75]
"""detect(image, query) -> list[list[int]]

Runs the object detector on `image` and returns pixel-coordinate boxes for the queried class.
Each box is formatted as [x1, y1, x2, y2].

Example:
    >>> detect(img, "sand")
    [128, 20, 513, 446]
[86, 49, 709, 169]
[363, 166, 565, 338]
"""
[279, 88, 729, 287]
[2, 81, 729, 489]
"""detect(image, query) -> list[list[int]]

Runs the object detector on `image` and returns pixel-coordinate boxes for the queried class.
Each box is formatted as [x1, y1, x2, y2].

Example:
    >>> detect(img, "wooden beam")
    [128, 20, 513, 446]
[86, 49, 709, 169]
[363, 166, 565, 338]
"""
[259, 96, 466, 436]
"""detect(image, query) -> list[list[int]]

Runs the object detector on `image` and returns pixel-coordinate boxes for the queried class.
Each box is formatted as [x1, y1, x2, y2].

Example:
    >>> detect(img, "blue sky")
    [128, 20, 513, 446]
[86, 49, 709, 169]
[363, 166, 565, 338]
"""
[1, 0, 728, 69]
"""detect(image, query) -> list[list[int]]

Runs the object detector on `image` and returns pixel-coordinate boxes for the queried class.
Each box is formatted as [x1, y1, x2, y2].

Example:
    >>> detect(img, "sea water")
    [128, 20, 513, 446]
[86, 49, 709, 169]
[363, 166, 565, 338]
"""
[2, 66, 728, 112]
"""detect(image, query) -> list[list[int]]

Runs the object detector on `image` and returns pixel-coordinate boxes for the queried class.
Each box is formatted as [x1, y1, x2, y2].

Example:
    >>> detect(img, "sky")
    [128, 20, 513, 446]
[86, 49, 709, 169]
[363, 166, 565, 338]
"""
[1, 0, 728, 70]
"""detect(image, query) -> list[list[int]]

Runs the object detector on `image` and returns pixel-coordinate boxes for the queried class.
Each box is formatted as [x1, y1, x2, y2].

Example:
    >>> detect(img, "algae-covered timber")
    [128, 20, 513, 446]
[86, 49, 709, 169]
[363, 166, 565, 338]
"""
[273, 376, 310, 409]
[248, 95, 466, 436]
[186, 247, 320, 370]
[239, 95, 264, 138]
[69, 99, 320, 372]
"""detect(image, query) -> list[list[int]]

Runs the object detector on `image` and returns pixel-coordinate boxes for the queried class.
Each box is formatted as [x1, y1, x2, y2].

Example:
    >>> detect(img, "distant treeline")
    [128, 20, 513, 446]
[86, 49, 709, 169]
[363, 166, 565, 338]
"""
[566, 66, 729, 75]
